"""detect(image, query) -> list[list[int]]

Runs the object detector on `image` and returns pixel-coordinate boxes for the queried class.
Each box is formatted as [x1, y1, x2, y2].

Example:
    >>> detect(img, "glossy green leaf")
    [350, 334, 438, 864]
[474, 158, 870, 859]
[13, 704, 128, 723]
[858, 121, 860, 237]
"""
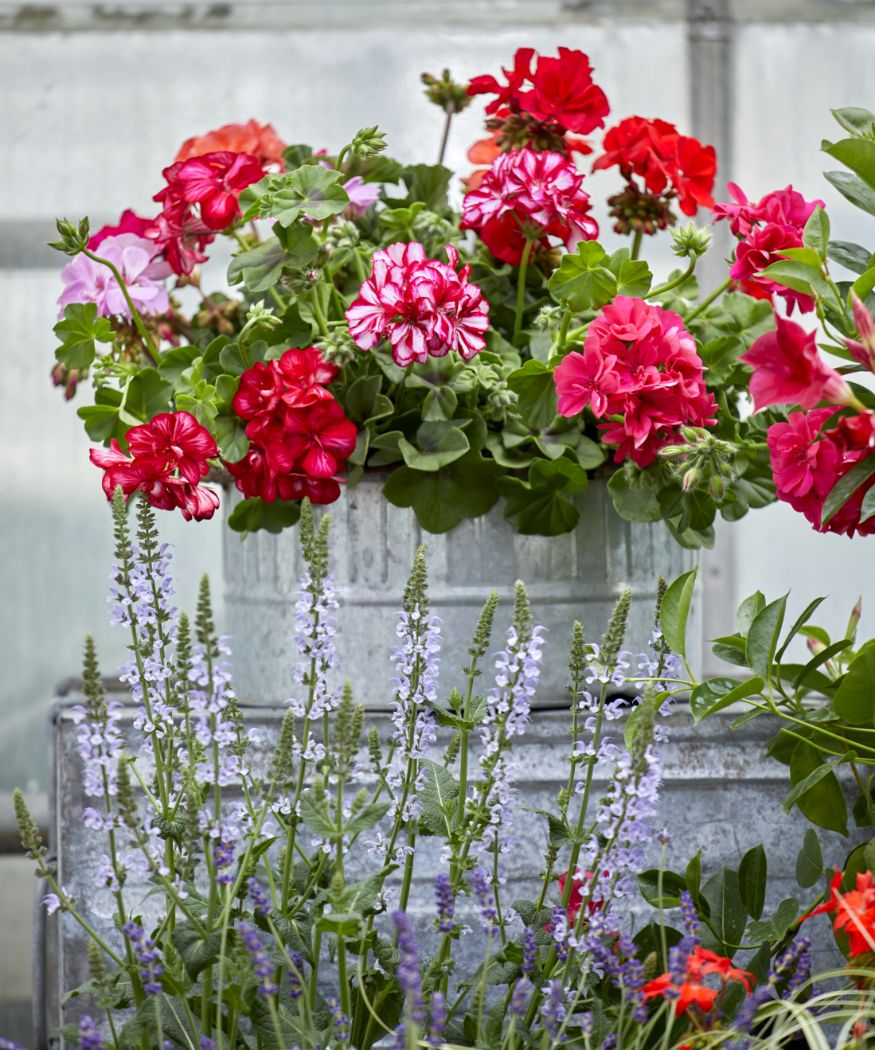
[861, 487, 875, 523]
[822, 455, 875, 524]
[746, 898, 799, 944]
[824, 170, 875, 218]
[828, 240, 874, 275]
[702, 868, 746, 949]
[739, 844, 767, 920]
[852, 266, 875, 304]
[788, 740, 848, 835]
[736, 591, 766, 636]
[660, 568, 698, 659]
[77, 388, 124, 442]
[689, 676, 765, 723]
[637, 869, 688, 909]
[834, 641, 875, 724]
[746, 595, 787, 683]
[802, 206, 827, 260]
[775, 597, 828, 663]
[795, 828, 823, 889]
[824, 137, 875, 190]
[832, 107, 875, 138]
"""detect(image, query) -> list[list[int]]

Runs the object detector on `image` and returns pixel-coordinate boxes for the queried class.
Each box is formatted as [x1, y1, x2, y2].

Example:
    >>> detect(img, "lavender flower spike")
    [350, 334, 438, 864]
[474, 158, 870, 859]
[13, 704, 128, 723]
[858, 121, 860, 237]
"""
[123, 921, 163, 996]
[392, 910, 426, 1026]
[238, 921, 278, 997]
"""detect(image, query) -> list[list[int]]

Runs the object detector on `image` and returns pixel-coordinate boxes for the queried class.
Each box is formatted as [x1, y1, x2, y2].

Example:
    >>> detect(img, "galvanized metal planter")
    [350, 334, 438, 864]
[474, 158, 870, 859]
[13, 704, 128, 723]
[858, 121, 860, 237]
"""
[224, 476, 700, 707]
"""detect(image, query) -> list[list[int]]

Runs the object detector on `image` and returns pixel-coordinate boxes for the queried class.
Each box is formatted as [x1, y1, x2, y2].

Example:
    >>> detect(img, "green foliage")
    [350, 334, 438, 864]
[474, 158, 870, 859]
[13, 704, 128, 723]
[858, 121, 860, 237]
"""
[54, 303, 114, 370]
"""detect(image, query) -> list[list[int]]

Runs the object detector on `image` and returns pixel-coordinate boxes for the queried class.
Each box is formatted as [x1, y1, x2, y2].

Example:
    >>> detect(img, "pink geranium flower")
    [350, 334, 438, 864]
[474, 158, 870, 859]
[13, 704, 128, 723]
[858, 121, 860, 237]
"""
[741, 314, 854, 411]
[460, 148, 599, 264]
[714, 182, 825, 313]
[554, 347, 619, 417]
[90, 411, 218, 521]
[730, 222, 814, 314]
[345, 242, 490, 367]
[554, 296, 716, 467]
[768, 408, 875, 537]
[58, 234, 169, 320]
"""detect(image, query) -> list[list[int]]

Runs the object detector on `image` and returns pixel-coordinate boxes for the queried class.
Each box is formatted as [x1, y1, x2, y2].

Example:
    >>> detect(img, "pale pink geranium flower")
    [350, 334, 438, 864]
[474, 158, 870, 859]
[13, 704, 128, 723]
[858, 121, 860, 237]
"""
[345, 242, 490, 367]
[58, 233, 169, 320]
[342, 176, 381, 216]
[741, 313, 854, 411]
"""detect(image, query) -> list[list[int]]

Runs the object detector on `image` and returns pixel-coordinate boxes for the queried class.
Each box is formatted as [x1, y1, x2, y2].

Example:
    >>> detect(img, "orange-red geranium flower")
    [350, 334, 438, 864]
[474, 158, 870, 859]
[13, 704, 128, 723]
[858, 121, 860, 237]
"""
[175, 119, 287, 169]
[643, 945, 753, 1018]
[803, 868, 875, 957]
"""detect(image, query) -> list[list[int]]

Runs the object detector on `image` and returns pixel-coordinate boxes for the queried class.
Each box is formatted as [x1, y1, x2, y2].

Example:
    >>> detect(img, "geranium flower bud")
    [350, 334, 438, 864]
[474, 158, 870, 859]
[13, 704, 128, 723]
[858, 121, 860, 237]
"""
[671, 222, 712, 258]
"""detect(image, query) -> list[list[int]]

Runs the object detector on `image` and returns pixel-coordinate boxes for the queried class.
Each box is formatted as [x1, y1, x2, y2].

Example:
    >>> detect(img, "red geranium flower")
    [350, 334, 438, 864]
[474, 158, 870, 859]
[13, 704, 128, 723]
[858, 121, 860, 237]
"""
[741, 313, 854, 411]
[802, 868, 875, 957]
[90, 411, 219, 521]
[468, 47, 609, 139]
[283, 400, 358, 478]
[276, 348, 339, 408]
[554, 296, 716, 467]
[87, 209, 155, 251]
[228, 348, 356, 507]
[144, 202, 215, 277]
[556, 870, 604, 925]
[592, 116, 716, 217]
[155, 151, 265, 232]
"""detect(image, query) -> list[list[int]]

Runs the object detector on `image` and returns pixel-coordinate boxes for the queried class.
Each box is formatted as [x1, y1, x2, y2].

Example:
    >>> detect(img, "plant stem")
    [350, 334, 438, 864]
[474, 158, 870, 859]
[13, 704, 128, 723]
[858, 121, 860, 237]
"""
[630, 229, 643, 261]
[82, 248, 159, 364]
[646, 258, 696, 300]
[437, 108, 454, 166]
[685, 277, 732, 323]
[513, 238, 535, 345]
[555, 307, 572, 354]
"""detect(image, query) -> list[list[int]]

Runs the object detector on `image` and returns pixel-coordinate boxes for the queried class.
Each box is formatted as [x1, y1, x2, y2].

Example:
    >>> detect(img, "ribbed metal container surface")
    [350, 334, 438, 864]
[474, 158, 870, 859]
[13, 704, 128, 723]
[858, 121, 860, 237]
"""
[224, 478, 700, 706]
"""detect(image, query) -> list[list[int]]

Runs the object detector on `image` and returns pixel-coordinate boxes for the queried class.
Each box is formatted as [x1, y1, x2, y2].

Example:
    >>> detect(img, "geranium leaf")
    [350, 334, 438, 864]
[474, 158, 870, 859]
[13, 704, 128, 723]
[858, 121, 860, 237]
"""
[227, 497, 301, 535]
[548, 241, 617, 311]
[383, 452, 501, 533]
[507, 359, 557, 429]
[54, 302, 114, 370]
[660, 568, 698, 659]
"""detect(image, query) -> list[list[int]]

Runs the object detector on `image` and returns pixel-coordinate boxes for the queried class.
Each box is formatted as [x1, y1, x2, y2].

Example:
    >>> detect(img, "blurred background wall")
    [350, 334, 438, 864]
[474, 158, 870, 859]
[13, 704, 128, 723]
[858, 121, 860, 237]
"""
[2, 0, 875, 1040]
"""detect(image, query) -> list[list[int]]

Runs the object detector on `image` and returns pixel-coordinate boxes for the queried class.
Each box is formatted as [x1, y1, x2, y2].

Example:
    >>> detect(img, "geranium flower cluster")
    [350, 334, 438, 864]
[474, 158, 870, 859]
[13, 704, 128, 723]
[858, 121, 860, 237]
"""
[90, 410, 219, 520]
[466, 46, 610, 168]
[553, 296, 717, 466]
[713, 182, 825, 313]
[592, 116, 717, 232]
[460, 148, 599, 264]
[345, 242, 490, 366]
[227, 347, 357, 505]
[767, 406, 875, 537]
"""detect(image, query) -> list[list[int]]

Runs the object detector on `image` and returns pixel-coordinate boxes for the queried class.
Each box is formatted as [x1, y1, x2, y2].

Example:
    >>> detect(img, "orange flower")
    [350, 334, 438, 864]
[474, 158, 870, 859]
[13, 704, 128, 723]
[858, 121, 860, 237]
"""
[642, 946, 753, 1018]
[175, 120, 286, 168]
[804, 868, 875, 957]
